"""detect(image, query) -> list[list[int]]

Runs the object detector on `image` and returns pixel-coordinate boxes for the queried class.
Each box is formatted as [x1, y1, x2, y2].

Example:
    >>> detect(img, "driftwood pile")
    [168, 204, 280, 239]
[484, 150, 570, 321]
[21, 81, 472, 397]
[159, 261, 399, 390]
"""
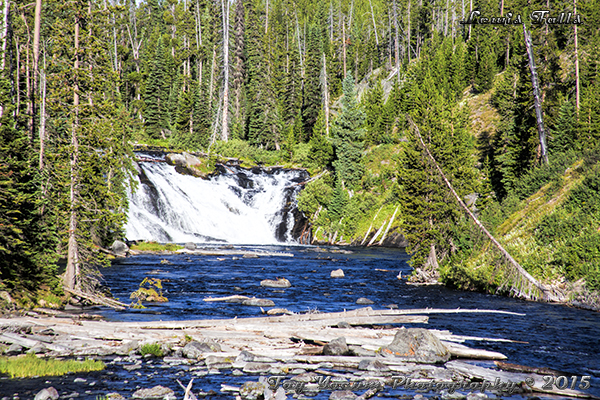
[0, 307, 596, 399]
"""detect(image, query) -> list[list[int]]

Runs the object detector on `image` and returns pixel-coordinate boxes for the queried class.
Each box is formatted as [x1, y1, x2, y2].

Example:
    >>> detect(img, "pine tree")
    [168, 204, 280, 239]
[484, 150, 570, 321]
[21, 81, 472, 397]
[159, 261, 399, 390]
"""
[0, 75, 59, 293]
[550, 98, 577, 154]
[331, 73, 365, 188]
[144, 36, 170, 138]
[302, 23, 323, 140]
[400, 70, 477, 273]
[363, 80, 384, 145]
[309, 109, 334, 168]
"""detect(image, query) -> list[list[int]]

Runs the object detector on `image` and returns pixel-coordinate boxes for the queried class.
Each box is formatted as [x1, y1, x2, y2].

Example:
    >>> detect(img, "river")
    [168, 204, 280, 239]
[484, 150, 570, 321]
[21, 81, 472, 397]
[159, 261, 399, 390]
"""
[3, 245, 595, 400]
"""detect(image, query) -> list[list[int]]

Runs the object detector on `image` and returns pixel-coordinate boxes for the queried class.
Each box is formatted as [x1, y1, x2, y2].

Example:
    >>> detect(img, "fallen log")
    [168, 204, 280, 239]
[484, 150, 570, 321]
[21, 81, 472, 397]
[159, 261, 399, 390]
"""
[447, 360, 599, 399]
[203, 295, 250, 303]
[494, 361, 567, 376]
[63, 287, 128, 310]
[442, 341, 507, 360]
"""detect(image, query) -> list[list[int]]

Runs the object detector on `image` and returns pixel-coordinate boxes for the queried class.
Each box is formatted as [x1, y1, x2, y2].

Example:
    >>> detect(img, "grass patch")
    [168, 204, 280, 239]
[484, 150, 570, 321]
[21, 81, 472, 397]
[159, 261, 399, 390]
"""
[130, 241, 183, 252]
[140, 343, 163, 357]
[0, 353, 105, 378]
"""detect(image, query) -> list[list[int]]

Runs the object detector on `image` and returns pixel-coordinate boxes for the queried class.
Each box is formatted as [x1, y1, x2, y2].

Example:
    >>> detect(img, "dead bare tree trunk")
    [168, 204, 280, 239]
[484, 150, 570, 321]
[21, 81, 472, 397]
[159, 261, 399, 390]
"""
[522, 24, 548, 165]
[407, 0, 411, 62]
[264, 0, 268, 33]
[220, 0, 229, 142]
[32, 0, 42, 137]
[65, 15, 81, 291]
[573, 0, 580, 111]
[393, 0, 399, 81]
[0, 0, 9, 119]
[38, 56, 46, 169]
[321, 52, 330, 136]
[1, 0, 8, 71]
[368, 0, 378, 46]
[341, 13, 346, 78]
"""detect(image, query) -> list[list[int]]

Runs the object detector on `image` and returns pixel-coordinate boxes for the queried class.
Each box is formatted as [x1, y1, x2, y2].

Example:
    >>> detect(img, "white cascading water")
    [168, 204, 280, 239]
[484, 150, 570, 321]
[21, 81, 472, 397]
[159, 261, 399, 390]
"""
[125, 159, 308, 244]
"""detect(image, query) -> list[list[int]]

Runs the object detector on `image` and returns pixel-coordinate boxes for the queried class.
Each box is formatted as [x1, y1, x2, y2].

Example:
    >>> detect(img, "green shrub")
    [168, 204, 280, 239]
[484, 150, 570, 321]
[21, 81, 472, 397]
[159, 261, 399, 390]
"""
[140, 343, 163, 357]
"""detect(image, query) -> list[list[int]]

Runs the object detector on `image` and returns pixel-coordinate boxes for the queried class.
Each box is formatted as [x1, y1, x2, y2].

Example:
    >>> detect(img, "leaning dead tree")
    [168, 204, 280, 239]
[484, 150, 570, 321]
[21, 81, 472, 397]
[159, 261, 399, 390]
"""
[407, 117, 560, 302]
[522, 24, 549, 165]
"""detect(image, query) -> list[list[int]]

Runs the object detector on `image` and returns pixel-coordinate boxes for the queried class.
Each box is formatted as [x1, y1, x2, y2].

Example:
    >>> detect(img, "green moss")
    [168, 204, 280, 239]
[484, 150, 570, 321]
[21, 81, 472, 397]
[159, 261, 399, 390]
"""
[0, 353, 104, 378]
[130, 241, 183, 252]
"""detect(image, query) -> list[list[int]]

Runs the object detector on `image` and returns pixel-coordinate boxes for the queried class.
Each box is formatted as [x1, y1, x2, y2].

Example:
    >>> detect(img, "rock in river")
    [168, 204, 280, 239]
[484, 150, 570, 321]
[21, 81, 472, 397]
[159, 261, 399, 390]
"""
[111, 240, 129, 255]
[330, 269, 345, 278]
[132, 385, 175, 400]
[356, 297, 374, 305]
[379, 328, 450, 363]
[260, 278, 291, 288]
[34, 387, 59, 400]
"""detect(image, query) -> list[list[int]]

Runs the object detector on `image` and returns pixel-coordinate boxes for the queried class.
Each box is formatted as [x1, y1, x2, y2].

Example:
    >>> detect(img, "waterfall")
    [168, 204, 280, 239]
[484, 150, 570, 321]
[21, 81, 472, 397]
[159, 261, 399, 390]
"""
[125, 157, 309, 244]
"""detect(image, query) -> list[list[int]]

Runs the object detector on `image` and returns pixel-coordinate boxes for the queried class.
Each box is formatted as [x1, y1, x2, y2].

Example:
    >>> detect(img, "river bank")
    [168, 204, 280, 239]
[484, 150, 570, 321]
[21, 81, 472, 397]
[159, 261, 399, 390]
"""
[1, 306, 597, 400]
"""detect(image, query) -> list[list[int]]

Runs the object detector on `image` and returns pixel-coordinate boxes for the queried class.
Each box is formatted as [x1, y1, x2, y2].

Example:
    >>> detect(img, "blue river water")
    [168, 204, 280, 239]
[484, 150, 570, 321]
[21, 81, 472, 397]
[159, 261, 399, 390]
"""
[2, 245, 599, 399]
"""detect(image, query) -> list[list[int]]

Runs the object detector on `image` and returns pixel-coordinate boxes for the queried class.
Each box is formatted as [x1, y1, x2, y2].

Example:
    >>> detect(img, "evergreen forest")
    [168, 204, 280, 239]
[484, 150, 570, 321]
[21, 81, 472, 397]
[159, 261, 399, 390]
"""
[1, 0, 600, 307]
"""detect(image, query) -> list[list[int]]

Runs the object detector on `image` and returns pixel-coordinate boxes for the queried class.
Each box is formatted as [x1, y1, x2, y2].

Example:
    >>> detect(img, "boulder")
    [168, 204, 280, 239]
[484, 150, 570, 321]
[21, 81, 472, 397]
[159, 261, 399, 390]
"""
[379, 328, 450, 364]
[182, 341, 218, 359]
[118, 340, 139, 355]
[330, 269, 345, 278]
[34, 387, 59, 400]
[132, 385, 176, 400]
[337, 321, 351, 329]
[165, 153, 186, 166]
[111, 240, 129, 255]
[356, 297, 374, 305]
[260, 278, 291, 288]
[322, 337, 351, 356]
[183, 339, 222, 356]
[184, 242, 197, 250]
[242, 298, 275, 307]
